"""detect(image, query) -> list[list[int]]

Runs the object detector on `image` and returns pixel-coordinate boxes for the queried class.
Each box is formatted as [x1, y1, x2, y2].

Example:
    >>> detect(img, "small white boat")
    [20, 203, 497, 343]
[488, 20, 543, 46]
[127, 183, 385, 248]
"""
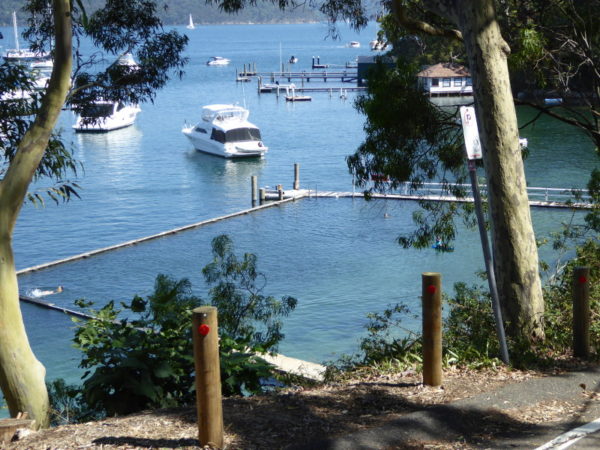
[349, 41, 360, 48]
[207, 56, 230, 66]
[117, 53, 139, 67]
[259, 82, 296, 93]
[29, 58, 53, 70]
[285, 86, 311, 102]
[73, 101, 141, 132]
[182, 104, 268, 158]
[4, 11, 50, 63]
[186, 14, 195, 30]
[289, 56, 298, 64]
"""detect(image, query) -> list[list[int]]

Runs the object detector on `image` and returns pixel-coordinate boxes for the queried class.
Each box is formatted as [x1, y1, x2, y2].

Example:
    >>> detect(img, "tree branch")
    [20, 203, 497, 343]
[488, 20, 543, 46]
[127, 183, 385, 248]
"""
[391, 0, 463, 42]
[0, 0, 73, 232]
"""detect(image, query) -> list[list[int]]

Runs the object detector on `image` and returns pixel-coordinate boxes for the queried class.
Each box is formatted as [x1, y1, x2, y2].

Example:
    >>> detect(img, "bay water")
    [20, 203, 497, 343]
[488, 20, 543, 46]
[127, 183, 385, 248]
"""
[1, 22, 598, 393]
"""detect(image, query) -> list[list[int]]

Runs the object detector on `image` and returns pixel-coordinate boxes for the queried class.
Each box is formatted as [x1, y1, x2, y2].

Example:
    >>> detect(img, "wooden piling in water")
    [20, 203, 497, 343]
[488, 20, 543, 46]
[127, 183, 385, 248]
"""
[294, 163, 300, 190]
[573, 266, 591, 358]
[422, 272, 442, 386]
[277, 184, 284, 200]
[259, 188, 266, 204]
[192, 306, 224, 448]
[251, 176, 258, 205]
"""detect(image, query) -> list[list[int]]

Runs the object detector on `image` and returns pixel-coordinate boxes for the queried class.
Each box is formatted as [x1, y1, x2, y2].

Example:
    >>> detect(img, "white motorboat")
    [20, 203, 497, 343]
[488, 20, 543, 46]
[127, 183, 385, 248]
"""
[182, 104, 268, 158]
[117, 52, 138, 67]
[73, 101, 141, 132]
[4, 11, 50, 63]
[207, 56, 230, 66]
[186, 14, 195, 30]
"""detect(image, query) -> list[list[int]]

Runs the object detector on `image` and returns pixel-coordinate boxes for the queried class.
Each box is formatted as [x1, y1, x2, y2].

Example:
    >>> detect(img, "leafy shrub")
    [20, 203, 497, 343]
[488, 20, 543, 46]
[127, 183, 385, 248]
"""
[73, 235, 298, 417]
[47, 379, 100, 425]
[74, 275, 199, 416]
[203, 234, 298, 352]
[203, 234, 298, 396]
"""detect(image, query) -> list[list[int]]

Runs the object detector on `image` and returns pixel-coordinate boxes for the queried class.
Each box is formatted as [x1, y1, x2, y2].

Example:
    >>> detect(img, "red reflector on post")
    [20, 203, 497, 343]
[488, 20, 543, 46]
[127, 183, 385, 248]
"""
[198, 324, 210, 336]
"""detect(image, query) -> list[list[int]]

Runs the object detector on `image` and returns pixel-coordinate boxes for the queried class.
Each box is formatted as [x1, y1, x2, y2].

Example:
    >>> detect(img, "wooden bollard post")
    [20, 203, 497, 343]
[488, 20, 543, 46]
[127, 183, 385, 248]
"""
[277, 184, 284, 200]
[259, 188, 266, 204]
[573, 266, 591, 358]
[293, 163, 300, 190]
[192, 306, 223, 448]
[251, 176, 258, 206]
[422, 272, 442, 386]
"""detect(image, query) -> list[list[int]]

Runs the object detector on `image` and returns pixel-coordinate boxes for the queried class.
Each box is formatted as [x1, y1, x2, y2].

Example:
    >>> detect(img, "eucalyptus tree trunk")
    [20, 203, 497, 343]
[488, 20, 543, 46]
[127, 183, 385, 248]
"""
[0, 0, 72, 428]
[421, 0, 545, 341]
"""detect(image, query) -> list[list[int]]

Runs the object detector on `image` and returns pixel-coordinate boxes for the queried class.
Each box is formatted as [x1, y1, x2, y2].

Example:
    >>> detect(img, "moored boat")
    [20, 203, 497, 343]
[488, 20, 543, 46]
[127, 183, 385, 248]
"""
[73, 101, 141, 132]
[182, 104, 268, 158]
[207, 56, 230, 66]
[4, 11, 50, 63]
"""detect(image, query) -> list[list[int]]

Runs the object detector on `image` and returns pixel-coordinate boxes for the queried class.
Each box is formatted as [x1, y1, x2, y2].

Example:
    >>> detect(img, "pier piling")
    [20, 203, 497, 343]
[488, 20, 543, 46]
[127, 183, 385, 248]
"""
[259, 188, 266, 204]
[251, 176, 258, 206]
[294, 163, 300, 190]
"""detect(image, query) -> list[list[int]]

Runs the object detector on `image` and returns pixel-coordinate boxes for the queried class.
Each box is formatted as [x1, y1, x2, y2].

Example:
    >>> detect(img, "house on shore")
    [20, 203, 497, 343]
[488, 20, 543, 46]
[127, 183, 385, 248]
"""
[417, 63, 473, 96]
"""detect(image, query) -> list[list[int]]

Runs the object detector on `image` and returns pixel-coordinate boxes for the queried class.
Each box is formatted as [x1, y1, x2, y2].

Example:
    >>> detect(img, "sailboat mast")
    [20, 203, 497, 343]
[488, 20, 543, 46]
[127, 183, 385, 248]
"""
[12, 11, 20, 52]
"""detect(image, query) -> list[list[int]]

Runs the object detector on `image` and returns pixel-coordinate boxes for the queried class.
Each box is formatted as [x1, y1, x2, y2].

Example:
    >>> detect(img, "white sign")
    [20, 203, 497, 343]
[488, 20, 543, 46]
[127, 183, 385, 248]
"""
[460, 106, 482, 160]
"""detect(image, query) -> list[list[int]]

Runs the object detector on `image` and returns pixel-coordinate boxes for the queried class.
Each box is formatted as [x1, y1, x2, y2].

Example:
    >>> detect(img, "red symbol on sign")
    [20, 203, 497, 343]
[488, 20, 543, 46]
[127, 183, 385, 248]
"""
[198, 324, 210, 336]
[579, 276, 588, 284]
[426, 285, 437, 294]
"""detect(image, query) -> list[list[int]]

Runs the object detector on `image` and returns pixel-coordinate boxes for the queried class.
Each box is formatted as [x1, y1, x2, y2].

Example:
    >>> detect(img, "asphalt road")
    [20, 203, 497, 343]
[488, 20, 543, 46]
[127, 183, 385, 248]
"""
[294, 367, 600, 449]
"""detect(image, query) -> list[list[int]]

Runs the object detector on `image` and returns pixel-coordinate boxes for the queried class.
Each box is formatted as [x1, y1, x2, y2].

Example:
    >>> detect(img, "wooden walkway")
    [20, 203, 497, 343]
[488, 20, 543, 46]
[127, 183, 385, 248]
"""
[265, 184, 593, 209]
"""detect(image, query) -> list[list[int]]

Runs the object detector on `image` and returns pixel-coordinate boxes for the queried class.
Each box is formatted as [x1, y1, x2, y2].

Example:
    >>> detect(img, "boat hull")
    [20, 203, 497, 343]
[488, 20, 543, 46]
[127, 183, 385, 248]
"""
[73, 105, 141, 133]
[182, 129, 267, 158]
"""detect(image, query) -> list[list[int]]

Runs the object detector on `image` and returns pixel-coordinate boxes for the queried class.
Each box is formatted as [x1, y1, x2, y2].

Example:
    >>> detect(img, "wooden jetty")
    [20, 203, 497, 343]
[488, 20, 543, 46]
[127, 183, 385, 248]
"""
[253, 71, 358, 84]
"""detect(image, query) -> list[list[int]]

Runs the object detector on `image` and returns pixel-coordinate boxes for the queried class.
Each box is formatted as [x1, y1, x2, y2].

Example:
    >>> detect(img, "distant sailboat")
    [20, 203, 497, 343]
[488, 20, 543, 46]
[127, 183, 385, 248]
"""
[4, 11, 50, 62]
[186, 14, 195, 30]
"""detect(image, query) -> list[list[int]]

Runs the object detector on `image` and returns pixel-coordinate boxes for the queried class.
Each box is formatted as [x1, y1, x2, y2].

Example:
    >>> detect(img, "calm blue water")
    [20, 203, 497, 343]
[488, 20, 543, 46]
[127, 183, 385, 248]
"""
[1, 23, 598, 395]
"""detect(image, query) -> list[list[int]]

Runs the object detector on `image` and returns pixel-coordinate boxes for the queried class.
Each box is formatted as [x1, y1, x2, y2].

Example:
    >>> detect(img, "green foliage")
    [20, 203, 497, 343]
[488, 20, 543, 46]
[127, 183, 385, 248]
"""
[203, 234, 298, 353]
[47, 379, 100, 425]
[442, 283, 501, 367]
[359, 303, 421, 366]
[73, 275, 199, 416]
[0, 62, 81, 204]
[72, 235, 297, 417]
[339, 238, 599, 373]
[347, 58, 475, 250]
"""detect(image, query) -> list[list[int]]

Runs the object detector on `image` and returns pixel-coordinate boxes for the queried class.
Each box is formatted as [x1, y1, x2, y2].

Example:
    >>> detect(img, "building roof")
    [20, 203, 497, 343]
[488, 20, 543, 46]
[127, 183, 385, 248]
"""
[417, 63, 470, 78]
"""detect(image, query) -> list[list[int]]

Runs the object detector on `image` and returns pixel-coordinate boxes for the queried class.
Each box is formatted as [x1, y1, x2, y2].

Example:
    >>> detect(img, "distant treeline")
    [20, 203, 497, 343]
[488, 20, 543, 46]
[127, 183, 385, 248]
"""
[0, 0, 324, 27]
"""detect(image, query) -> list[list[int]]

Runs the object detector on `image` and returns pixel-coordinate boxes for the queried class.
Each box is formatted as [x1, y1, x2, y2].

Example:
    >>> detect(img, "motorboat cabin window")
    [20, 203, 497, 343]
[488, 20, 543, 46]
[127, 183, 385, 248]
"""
[81, 103, 114, 118]
[225, 127, 261, 142]
[194, 126, 207, 133]
[211, 128, 226, 143]
[442, 78, 451, 87]
[453, 77, 462, 87]
[431, 78, 439, 87]
[117, 102, 126, 111]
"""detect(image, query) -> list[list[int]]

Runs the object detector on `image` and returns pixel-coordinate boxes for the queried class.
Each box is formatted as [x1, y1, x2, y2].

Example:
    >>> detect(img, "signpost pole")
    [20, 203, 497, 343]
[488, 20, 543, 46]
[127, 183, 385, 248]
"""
[460, 106, 509, 365]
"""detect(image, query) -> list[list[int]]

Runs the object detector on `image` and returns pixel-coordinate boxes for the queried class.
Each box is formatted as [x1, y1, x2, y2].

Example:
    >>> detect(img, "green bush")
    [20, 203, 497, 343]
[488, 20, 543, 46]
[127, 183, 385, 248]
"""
[72, 234, 298, 417]
[73, 275, 199, 416]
